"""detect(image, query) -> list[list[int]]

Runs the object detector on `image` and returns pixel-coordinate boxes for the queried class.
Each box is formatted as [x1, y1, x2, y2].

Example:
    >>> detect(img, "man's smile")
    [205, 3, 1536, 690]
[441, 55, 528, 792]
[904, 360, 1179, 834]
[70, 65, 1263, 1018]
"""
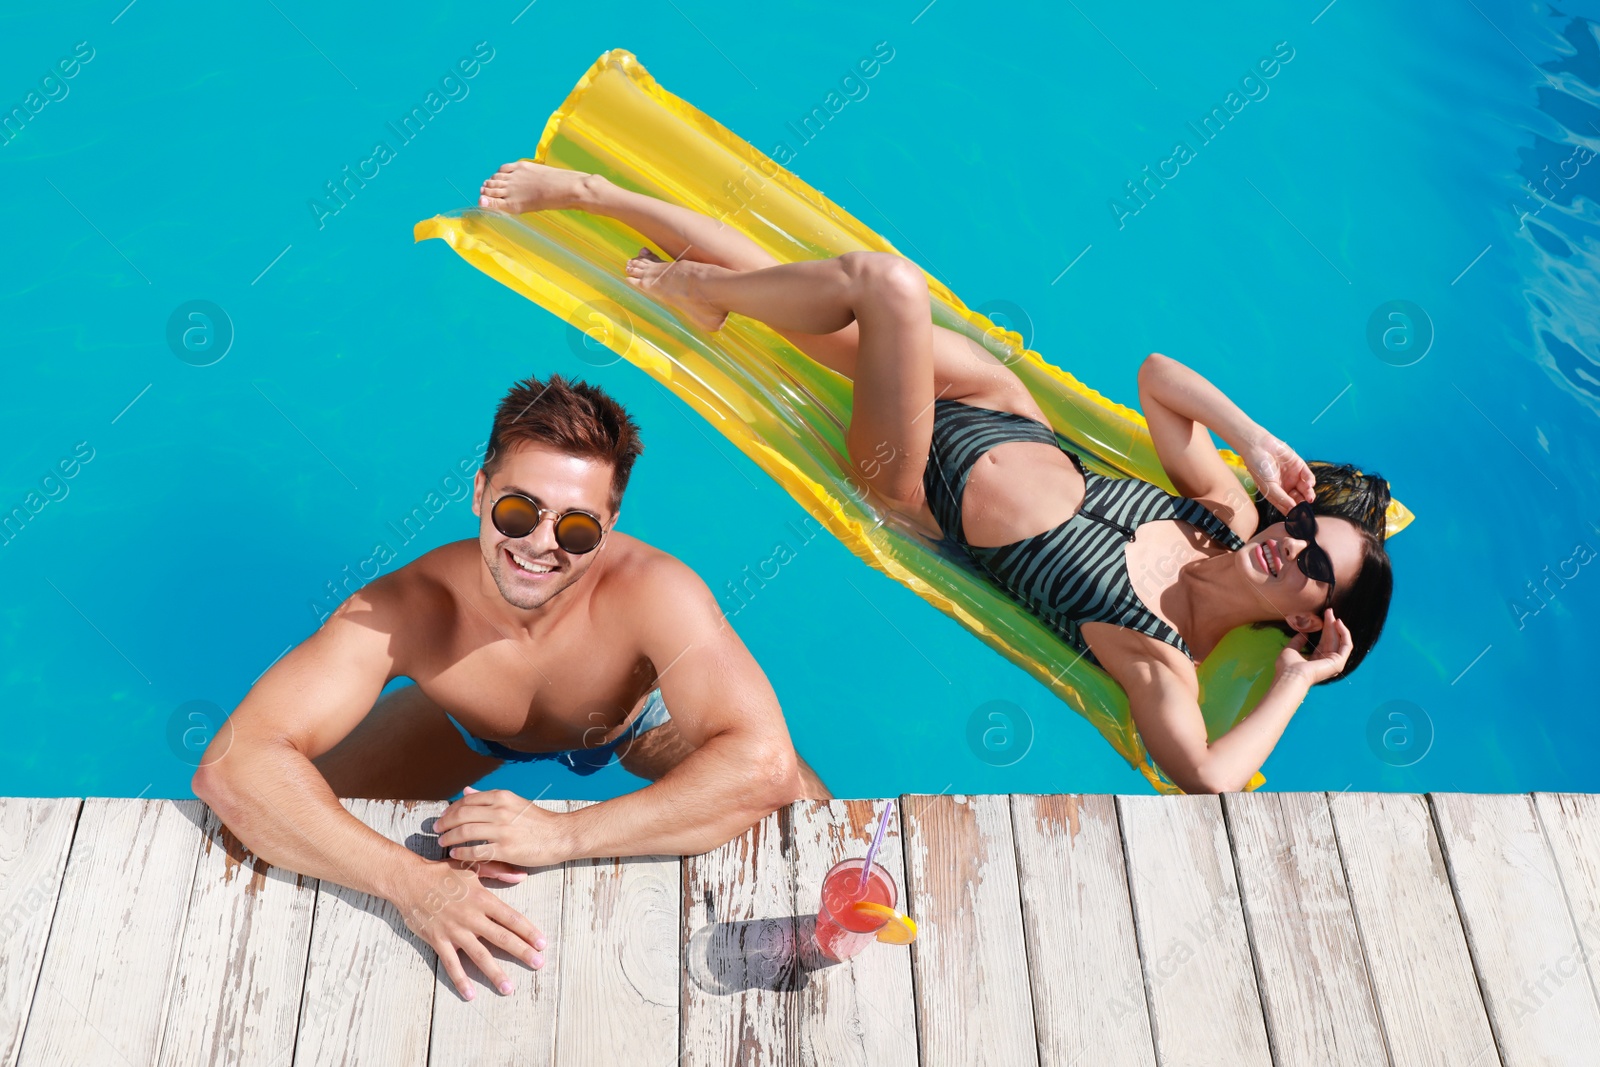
[505, 547, 558, 577]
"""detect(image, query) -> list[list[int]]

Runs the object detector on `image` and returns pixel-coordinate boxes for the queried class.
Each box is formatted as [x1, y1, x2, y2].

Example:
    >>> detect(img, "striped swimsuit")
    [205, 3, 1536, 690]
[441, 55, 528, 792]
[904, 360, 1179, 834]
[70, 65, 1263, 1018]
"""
[921, 399, 1246, 669]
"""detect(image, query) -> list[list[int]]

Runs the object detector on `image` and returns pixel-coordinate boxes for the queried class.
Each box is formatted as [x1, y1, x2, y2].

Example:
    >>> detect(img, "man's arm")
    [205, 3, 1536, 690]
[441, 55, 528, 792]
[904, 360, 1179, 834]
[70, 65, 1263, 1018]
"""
[192, 589, 411, 896]
[437, 557, 806, 863]
[191, 582, 543, 1000]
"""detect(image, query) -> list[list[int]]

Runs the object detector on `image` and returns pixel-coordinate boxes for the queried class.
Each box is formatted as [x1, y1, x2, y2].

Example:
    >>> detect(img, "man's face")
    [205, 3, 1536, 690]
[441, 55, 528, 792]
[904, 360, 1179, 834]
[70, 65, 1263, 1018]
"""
[471, 443, 617, 610]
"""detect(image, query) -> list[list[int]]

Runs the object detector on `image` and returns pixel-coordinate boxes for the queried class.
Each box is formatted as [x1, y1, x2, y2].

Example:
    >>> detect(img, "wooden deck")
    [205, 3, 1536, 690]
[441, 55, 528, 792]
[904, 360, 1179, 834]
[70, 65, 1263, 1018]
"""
[2, 793, 1598, 1066]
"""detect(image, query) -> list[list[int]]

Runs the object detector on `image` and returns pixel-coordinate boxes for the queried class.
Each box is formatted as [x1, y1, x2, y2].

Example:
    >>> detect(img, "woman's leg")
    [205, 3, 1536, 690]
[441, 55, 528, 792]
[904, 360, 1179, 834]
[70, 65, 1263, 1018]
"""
[480, 161, 781, 272]
[479, 162, 1043, 420]
[627, 249, 939, 507]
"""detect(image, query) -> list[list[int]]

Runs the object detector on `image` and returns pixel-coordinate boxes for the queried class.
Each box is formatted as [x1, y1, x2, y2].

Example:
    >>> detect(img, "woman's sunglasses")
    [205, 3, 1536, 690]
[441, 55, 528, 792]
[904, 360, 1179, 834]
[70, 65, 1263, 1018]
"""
[1283, 502, 1336, 606]
[490, 492, 605, 554]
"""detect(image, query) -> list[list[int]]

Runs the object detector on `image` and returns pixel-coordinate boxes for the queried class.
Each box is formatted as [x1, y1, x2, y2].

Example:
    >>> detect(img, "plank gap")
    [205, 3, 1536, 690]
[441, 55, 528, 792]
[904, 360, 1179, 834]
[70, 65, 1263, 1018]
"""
[6, 799, 84, 1067]
[288, 875, 325, 1067]
[1003, 796, 1046, 1067]
[148, 806, 211, 1067]
[1216, 794, 1281, 1064]
[899, 794, 928, 1067]
[1323, 791, 1397, 1067]
[1531, 793, 1600, 1020]
[1424, 794, 1508, 1067]
[1114, 795, 1168, 1065]
[554, 815, 573, 1067]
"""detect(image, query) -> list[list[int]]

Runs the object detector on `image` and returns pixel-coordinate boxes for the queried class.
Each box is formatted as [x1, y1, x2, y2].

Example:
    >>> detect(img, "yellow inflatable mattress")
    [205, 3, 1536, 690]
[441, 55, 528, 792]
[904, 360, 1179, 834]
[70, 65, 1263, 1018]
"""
[415, 49, 1413, 792]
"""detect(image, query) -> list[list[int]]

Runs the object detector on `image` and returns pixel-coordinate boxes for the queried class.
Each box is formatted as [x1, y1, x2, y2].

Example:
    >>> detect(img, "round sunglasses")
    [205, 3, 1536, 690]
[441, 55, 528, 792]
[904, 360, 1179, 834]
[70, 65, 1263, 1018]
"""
[490, 491, 605, 554]
[1282, 501, 1336, 608]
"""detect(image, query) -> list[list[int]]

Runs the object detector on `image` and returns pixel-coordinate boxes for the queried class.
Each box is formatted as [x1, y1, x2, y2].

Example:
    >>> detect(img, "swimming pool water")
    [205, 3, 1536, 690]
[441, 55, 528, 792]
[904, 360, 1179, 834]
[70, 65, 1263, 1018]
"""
[4, 1, 1598, 800]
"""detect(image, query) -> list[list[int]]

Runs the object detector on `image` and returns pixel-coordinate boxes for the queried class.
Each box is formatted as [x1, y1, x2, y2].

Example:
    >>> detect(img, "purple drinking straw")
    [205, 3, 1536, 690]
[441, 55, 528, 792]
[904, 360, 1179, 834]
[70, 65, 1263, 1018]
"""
[857, 798, 895, 894]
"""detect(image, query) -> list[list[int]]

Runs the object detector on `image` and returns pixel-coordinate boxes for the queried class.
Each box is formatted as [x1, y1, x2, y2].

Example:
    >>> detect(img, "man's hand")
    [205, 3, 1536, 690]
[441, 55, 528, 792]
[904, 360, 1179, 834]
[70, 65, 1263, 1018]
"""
[435, 786, 569, 869]
[390, 856, 547, 1000]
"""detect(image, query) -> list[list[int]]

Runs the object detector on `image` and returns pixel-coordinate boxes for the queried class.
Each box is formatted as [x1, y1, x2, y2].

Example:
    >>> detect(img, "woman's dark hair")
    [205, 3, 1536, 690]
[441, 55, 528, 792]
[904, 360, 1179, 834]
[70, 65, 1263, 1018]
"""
[1251, 462, 1394, 684]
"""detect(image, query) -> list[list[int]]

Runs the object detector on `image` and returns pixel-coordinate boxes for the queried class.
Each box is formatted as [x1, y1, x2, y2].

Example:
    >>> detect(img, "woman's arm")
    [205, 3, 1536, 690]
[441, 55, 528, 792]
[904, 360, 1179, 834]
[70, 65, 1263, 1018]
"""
[1138, 352, 1314, 522]
[1114, 612, 1355, 793]
[1124, 661, 1310, 793]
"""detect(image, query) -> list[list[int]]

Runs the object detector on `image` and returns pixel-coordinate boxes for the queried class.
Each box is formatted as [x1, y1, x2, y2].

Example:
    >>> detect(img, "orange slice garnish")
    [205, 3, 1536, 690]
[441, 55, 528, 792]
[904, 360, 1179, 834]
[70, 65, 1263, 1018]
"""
[851, 901, 918, 945]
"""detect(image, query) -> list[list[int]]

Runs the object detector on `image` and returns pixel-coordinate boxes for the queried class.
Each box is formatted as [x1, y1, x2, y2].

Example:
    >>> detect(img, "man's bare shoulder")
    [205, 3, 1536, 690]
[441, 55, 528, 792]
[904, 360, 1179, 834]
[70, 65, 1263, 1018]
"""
[593, 532, 722, 627]
[332, 540, 471, 640]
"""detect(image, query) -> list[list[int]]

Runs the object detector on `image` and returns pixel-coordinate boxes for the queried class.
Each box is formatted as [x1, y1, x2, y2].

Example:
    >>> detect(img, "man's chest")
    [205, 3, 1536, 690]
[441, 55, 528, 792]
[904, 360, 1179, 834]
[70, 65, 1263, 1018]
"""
[413, 629, 657, 749]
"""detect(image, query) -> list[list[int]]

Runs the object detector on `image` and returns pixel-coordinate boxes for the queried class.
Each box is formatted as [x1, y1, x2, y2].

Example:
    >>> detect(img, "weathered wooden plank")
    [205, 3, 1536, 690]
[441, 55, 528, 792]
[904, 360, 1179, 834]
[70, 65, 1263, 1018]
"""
[1535, 794, 1600, 1001]
[1330, 791, 1498, 1067]
[293, 799, 440, 1067]
[1011, 794, 1156, 1067]
[1118, 794, 1272, 1067]
[1222, 792, 1387, 1067]
[902, 793, 1037, 1067]
[1434, 793, 1600, 1065]
[16, 798, 204, 1067]
[158, 806, 318, 1066]
[682, 809, 795, 1066]
[790, 799, 917, 1067]
[554, 803, 679, 1067]
[0, 798, 80, 1067]
[426, 799, 567, 1067]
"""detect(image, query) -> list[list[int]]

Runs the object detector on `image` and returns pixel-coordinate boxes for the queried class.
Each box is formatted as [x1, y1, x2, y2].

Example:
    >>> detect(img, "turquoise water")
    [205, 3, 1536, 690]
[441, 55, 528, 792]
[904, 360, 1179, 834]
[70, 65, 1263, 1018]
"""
[3, 1, 1598, 800]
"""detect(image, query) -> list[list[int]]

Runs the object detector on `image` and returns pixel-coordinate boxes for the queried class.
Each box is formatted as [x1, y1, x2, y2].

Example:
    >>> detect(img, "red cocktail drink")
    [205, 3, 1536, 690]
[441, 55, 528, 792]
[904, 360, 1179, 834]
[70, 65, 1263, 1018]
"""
[814, 858, 897, 962]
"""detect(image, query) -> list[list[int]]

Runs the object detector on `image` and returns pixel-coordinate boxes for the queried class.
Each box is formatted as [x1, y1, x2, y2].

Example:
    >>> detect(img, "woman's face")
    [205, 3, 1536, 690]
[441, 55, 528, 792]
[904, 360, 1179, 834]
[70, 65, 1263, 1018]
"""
[1239, 514, 1366, 630]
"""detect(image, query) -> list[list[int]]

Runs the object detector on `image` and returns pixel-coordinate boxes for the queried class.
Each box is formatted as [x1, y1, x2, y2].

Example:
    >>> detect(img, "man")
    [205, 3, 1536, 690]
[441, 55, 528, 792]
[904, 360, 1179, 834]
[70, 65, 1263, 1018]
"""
[193, 374, 828, 1003]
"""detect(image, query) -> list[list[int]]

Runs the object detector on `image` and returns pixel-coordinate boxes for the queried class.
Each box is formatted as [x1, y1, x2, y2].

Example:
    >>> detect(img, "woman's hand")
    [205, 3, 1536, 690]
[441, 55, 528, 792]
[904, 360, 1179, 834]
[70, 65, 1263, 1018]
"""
[1275, 609, 1353, 686]
[1243, 432, 1316, 514]
[435, 786, 568, 869]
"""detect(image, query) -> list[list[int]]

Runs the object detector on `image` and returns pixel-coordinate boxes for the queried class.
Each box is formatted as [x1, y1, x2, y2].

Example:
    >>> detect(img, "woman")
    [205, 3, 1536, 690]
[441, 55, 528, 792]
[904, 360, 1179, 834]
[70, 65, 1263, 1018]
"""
[477, 161, 1394, 794]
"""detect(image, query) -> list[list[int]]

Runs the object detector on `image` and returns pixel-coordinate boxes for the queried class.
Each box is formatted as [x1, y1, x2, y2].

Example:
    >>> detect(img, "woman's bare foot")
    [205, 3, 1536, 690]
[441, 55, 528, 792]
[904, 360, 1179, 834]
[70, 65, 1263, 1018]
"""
[478, 160, 597, 214]
[624, 248, 729, 332]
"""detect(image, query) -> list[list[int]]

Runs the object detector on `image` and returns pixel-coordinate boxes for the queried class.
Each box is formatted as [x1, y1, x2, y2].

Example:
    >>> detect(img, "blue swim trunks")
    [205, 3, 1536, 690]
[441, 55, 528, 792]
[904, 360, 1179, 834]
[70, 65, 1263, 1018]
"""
[444, 688, 671, 776]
